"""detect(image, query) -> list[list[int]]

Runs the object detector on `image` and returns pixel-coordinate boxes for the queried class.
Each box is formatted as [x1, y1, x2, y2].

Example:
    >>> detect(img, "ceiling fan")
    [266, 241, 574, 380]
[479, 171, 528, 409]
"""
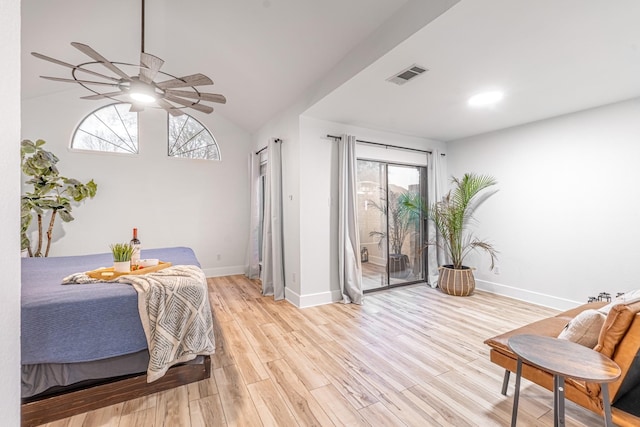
[31, 0, 226, 116]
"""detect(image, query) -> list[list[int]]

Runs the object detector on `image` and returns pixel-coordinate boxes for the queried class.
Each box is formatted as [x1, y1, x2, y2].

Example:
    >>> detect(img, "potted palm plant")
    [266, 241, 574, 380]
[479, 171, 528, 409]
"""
[402, 173, 498, 296]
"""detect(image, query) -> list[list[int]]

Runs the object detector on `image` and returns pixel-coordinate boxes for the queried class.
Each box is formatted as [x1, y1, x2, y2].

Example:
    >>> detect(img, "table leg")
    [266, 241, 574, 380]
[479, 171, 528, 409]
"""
[554, 375, 565, 427]
[501, 370, 511, 396]
[602, 383, 613, 427]
[511, 358, 522, 427]
[554, 375, 558, 427]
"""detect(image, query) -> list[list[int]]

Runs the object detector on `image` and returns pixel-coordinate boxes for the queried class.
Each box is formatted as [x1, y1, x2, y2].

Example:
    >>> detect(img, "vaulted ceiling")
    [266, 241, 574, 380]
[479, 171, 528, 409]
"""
[22, 0, 640, 141]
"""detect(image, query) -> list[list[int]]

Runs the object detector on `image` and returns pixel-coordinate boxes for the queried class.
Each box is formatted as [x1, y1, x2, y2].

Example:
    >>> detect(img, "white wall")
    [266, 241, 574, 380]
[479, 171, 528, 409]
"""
[0, 0, 22, 422]
[448, 98, 640, 309]
[21, 88, 252, 276]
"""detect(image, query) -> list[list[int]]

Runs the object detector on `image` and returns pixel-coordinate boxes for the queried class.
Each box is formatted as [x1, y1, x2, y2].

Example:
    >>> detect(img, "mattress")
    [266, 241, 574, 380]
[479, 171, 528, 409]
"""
[21, 246, 201, 398]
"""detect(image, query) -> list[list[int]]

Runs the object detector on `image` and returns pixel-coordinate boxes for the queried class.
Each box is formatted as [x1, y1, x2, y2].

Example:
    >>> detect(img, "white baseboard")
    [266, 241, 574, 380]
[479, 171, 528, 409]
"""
[285, 287, 342, 308]
[475, 279, 583, 311]
[284, 287, 301, 307]
[202, 265, 245, 278]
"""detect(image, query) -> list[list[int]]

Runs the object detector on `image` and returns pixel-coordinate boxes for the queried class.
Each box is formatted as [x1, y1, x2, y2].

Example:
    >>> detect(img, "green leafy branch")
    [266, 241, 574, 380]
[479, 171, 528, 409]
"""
[21, 139, 98, 257]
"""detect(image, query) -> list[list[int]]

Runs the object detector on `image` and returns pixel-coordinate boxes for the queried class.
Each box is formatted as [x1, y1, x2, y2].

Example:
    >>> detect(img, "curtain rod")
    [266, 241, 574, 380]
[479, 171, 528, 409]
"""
[255, 138, 282, 155]
[326, 134, 442, 155]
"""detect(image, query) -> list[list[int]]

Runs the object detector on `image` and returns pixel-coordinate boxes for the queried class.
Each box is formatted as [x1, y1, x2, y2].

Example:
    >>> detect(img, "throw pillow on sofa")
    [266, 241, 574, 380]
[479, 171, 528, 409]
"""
[558, 309, 606, 348]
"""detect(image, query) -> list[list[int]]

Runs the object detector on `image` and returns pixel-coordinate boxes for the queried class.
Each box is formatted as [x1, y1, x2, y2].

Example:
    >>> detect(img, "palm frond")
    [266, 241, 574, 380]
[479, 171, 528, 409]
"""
[406, 173, 498, 269]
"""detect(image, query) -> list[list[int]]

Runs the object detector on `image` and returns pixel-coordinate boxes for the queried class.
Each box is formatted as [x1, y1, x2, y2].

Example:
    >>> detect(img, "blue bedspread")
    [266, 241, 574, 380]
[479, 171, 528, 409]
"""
[21, 247, 200, 365]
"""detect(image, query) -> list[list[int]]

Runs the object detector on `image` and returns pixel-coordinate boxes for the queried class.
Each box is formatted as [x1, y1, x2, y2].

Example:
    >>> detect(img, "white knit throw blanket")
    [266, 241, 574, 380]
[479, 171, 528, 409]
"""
[63, 265, 215, 382]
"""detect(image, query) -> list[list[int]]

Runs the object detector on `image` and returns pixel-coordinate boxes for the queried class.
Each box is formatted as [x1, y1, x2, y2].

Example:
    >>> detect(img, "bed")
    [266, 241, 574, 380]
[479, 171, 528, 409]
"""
[21, 247, 213, 426]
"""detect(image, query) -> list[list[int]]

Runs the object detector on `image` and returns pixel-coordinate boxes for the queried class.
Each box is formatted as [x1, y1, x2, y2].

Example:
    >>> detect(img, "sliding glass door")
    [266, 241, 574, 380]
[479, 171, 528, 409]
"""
[357, 160, 427, 291]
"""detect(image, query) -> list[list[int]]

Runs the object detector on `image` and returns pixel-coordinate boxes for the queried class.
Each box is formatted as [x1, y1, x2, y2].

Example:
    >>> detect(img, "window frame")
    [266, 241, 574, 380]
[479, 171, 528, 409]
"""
[70, 102, 139, 155]
[166, 113, 221, 161]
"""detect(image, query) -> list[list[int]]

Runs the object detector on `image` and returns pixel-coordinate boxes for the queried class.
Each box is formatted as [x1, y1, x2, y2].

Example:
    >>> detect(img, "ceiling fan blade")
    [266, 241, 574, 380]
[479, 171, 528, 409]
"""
[156, 98, 184, 116]
[187, 103, 214, 114]
[71, 42, 132, 81]
[80, 91, 125, 100]
[164, 94, 214, 114]
[31, 52, 121, 82]
[41, 76, 120, 87]
[156, 73, 213, 89]
[165, 89, 226, 104]
[129, 103, 145, 113]
[139, 52, 164, 84]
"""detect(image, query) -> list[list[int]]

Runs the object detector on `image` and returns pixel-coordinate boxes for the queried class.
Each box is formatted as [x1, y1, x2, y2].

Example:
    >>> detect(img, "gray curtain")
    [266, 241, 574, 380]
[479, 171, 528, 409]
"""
[338, 135, 363, 304]
[427, 150, 447, 287]
[245, 152, 261, 279]
[261, 138, 285, 300]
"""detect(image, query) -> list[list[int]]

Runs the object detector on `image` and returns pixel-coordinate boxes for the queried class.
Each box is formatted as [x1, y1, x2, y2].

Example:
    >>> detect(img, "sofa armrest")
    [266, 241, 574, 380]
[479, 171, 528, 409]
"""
[484, 302, 606, 354]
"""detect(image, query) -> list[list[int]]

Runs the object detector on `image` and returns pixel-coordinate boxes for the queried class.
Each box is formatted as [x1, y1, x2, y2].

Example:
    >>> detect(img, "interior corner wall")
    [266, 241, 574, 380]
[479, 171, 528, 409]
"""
[297, 116, 447, 307]
[246, 0, 459, 308]
[21, 89, 252, 277]
[0, 0, 22, 422]
[251, 105, 302, 303]
[447, 97, 640, 309]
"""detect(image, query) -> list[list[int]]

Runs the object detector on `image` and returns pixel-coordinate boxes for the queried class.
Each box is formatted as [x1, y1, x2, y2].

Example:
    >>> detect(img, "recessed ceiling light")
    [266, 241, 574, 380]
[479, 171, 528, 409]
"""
[468, 91, 504, 107]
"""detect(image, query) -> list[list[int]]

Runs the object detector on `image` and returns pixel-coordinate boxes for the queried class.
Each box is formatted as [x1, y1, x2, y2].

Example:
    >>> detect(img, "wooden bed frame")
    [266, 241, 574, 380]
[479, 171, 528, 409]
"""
[21, 355, 211, 427]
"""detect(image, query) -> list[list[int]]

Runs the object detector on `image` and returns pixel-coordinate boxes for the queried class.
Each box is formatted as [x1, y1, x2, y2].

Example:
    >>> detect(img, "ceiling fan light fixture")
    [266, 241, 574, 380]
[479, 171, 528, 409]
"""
[31, 0, 226, 115]
[128, 79, 157, 103]
[130, 92, 156, 103]
[468, 90, 504, 107]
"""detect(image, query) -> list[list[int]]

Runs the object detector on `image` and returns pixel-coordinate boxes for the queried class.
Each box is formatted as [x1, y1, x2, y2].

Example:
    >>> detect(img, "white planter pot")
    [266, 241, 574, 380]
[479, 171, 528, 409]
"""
[113, 261, 130, 273]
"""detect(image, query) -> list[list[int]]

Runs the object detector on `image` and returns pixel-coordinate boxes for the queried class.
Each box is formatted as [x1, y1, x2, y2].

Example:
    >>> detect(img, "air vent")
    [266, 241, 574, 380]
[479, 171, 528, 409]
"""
[387, 64, 428, 85]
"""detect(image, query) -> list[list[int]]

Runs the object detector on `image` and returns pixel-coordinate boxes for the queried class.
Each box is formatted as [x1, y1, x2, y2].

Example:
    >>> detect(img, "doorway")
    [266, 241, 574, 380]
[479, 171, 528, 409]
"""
[357, 160, 427, 291]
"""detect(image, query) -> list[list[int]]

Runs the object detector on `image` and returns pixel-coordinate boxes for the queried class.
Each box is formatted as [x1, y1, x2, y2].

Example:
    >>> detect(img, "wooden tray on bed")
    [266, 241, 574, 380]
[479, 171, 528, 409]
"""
[87, 261, 172, 280]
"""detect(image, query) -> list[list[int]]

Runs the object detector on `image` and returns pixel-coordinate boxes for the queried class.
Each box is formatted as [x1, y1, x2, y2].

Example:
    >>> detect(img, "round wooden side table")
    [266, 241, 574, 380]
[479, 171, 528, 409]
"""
[508, 334, 621, 427]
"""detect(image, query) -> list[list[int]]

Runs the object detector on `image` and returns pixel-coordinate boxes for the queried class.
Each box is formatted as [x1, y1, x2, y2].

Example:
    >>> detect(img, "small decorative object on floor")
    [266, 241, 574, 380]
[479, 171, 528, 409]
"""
[598, 292, 612, 302]
[588, 292, 613, 303]
[361, 247, 368, 263]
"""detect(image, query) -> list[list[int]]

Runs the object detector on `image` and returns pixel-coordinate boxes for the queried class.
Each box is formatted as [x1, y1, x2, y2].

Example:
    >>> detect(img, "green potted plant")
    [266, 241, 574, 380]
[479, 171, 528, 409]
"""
[21, 139, 98, 257]
[402, 173, 498, 296]
[110, 242, 134, 272]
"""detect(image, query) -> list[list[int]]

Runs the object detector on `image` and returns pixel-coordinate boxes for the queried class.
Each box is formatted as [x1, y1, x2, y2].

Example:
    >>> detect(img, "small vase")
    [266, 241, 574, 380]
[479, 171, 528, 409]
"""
[113, 261, 130, 273]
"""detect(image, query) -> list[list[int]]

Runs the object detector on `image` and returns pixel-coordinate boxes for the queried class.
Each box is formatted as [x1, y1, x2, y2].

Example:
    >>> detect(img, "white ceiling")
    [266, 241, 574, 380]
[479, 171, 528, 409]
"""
[306, 0, 640, 141]
[22, 0, 640, 141]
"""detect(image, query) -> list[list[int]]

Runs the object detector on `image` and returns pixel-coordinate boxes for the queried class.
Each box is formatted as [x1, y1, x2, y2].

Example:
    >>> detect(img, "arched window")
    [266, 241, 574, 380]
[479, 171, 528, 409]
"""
[71, 103, 138, 154]
[168, 114, 220, 160]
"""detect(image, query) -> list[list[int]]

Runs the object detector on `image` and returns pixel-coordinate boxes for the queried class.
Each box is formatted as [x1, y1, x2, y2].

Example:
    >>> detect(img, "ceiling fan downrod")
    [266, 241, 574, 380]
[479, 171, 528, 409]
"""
[141, 0, 146, 54]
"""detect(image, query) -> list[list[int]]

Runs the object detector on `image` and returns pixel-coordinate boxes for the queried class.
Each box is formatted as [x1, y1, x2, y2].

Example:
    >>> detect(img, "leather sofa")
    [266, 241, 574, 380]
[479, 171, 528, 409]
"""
[485, 299, 640, 426]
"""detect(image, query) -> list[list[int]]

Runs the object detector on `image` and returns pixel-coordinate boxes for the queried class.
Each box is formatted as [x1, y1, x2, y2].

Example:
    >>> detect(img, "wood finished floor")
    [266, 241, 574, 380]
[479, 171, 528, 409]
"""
[40, 275, 604, 427]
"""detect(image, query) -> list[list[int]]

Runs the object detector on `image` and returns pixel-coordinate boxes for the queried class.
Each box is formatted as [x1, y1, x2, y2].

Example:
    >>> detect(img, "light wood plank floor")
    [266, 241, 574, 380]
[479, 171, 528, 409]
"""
[40, 276, 604, 427]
